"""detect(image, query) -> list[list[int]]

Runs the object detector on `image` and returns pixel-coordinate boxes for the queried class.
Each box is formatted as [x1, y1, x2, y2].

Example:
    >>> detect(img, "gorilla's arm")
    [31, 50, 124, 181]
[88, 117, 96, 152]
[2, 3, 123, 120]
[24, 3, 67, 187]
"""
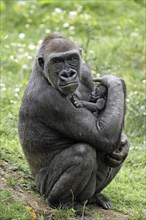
[71, 97, 106, 112]
[37, 75, 125, 153]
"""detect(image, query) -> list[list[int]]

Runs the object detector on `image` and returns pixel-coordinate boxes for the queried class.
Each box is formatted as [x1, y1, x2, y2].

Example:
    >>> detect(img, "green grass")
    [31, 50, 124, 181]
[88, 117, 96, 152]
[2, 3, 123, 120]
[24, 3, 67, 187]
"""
[103, 147, 146, 219]
[0, 190, 31, 220]
[0, 0, 145, 219]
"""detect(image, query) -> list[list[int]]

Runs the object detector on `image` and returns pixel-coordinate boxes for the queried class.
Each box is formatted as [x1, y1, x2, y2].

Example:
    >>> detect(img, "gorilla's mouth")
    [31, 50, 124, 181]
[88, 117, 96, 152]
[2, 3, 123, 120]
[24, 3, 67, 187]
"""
[60, 82, 78, 88]
[59, 82, 78, 96]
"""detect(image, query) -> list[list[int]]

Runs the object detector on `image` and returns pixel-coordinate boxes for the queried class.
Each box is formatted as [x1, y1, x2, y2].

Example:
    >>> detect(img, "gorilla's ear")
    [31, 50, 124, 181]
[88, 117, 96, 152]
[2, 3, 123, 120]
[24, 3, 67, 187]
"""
[38, 56, 44, 68]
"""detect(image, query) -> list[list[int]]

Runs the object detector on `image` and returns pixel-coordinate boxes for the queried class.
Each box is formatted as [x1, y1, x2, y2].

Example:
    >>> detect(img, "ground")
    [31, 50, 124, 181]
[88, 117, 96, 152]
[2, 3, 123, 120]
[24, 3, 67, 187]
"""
[0, 160, 130, 220]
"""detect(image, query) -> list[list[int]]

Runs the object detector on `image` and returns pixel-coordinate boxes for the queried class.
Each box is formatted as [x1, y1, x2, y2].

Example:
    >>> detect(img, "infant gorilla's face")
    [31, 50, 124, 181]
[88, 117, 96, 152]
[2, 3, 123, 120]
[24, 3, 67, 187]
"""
[90, 84, 107, 102]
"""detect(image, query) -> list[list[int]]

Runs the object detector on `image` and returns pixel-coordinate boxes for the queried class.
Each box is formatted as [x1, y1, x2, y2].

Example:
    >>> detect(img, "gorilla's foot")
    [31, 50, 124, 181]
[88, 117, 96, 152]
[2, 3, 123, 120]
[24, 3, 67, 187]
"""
[46, 199, 95, 220]
[61, 202, 83, 215]
[96, 193, 113, 209]
[88, 193, 113, 210]
[46, 198, 60, 209]
[46, 198, 83, 214]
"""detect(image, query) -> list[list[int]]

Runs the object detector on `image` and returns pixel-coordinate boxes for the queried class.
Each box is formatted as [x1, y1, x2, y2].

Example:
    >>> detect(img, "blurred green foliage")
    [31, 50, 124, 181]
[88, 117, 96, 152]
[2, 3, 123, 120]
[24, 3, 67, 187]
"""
[1, 0, 145, 145]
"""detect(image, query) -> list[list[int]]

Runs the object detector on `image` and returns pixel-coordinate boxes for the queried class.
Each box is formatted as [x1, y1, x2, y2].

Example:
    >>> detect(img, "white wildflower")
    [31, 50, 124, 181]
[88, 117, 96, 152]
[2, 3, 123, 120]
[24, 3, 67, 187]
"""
[69, 11, 77, 17]
[38, 39, 43, 45]
[28, 56, 33, 60]
[15, 87, 20, 92]
[17, 1, 26, 6]
[22, 64, 28, 70]
[69, 26, 75, 31]
[25, 24, 30, 28]
[131, 32, 139, 38]
[28, 44, 36, 50]
[63, 23, 69, 28]
[45, 29, 51, 34]
[54, 8, 62, 13]
[19, 33, 25, 39]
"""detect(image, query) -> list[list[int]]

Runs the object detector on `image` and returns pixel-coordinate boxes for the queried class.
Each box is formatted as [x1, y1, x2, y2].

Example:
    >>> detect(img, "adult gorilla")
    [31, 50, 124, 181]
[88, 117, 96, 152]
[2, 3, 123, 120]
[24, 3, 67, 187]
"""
[18, 33, 130, 213]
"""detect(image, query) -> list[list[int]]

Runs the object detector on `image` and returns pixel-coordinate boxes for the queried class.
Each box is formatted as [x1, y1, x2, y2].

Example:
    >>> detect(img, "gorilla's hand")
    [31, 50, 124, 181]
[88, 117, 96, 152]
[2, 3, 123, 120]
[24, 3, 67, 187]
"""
[93, 75, 123, 87]
[70, 95, 83, 108]
[105, 134, 130, 168]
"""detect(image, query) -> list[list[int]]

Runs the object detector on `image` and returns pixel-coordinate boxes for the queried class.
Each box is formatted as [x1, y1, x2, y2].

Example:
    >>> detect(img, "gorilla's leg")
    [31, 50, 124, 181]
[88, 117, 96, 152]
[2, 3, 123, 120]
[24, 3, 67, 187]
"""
[88, 152, 122, 209]
[35, 143, 97, 208]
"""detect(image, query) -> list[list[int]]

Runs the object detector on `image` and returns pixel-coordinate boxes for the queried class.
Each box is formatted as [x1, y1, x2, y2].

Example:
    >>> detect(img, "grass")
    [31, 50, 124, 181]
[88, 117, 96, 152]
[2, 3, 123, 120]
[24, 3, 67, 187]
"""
[0, 190, 31, 220]
[0, 0, 145, 219]
[103, 147, 146, 219]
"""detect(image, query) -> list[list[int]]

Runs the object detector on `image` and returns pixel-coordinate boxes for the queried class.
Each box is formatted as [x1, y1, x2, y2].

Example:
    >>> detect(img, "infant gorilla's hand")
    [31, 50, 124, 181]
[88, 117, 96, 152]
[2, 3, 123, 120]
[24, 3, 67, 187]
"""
[105, 134, 130, 167]
[96, 98, 106, 110]
[71, 95, 83, 108]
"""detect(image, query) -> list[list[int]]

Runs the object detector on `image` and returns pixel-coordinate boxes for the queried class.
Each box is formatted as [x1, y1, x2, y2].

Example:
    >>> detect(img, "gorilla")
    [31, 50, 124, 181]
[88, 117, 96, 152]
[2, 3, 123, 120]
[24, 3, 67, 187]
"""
[18, 33, 130, 218]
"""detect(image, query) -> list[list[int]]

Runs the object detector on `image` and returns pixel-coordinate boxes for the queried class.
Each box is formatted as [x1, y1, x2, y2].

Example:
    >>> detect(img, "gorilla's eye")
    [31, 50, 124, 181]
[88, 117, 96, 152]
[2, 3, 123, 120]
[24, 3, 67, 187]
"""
[54, 60, 60, 63]
[53, 58, 63, 64]
[69, 55, 79, 63]
[71, 56, 78, 61]
[71, 57, 76, 61]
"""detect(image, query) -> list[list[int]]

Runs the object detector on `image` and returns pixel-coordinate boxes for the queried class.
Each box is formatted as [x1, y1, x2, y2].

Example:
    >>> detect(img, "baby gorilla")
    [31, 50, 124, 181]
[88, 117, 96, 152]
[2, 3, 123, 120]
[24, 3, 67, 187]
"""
[71, 83, 107, 116]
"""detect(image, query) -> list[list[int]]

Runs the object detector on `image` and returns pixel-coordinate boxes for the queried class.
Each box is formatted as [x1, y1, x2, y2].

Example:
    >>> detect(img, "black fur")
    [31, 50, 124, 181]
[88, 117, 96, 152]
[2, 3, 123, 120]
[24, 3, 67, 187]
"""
[18, 34, 130, 215]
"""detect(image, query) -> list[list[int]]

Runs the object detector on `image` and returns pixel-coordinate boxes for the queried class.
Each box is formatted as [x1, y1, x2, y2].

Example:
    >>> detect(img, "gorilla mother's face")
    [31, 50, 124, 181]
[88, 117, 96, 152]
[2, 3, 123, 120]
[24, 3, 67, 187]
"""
[38, 38, 81, 96]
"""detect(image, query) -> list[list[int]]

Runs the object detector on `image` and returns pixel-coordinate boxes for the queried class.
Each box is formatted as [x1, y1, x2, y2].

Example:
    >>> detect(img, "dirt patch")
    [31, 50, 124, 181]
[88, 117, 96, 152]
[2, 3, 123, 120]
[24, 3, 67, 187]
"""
[0, 160, 130, 220]
[95, 208, 129, 220]
[0, 160, 53, 219]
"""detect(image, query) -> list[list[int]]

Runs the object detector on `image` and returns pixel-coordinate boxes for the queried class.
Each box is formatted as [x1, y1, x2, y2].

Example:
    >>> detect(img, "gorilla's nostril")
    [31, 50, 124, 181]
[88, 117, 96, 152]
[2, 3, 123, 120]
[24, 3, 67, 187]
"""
[60, 69, 77, 79]
[70, 70, 77, 77]
[61, 71, 68, 78]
